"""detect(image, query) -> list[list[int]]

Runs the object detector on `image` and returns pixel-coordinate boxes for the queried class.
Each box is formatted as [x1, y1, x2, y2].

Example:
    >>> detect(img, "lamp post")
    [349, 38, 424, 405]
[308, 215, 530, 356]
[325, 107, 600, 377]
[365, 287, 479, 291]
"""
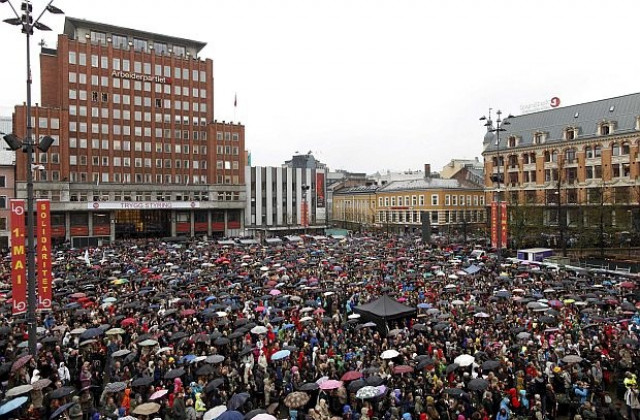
[480, 109, 513, 259]
[2, 0, 63, 358]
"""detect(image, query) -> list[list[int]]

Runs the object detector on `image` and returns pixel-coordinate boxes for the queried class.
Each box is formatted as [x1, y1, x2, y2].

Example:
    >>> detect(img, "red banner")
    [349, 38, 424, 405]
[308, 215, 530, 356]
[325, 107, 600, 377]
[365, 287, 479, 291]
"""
[301, 200, 309, 228]
[37, 200, 52, 311]
[500, 202, 508, 250]
[10, 200, 27, 315]
[490, 201, 498, 249]
[316, 172, 325, 208]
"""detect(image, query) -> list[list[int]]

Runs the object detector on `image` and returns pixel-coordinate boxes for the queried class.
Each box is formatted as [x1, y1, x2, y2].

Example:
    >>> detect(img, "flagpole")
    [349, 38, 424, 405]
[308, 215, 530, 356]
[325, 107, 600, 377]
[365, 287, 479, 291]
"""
[234, 93, 237, 122]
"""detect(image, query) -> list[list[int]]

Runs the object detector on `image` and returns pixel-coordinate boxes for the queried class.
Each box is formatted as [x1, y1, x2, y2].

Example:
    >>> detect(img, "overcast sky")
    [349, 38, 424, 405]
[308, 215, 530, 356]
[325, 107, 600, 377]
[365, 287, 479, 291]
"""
[1, 0, 639, 174]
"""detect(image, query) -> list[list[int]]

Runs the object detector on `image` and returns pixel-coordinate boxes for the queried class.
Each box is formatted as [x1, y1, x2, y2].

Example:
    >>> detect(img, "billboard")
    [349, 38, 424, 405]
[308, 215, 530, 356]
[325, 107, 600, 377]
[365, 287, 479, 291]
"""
[316, 172, 325, 208]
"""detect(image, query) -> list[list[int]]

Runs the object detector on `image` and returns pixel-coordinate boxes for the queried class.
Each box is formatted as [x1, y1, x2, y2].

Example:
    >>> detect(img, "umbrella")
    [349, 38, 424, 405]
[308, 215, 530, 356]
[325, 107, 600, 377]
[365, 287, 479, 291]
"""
[444, 388, 465, 396]
[138, 339, 159, 347]
[164, 367, 185, 379]
[380, 349, 399, 359]
[6, 384, 33, 397]
[206, 355, 225, 364]
[214, 337, 230, 346]
[516, 332, 531, 340]
[298, 382, 319, 391]
[132, 402, 161, 416]
[467, 378, 489, 391]
[11, 355, 32, 372]
[131, 376, 154, 387]
[205, 378, 225, 393]
[356, 386, 380, 399]
[106, 328, 125, 336]
[284, 391, 310, 408]
[341, 371, 363, 381]
[196, 364, 215, 376]
[481, 360, 501, 371]
[105, 382, 127, 393]
[111, 349, 132, 358]
[0, 396, 28, 416]
[31, 378, 52, 390]
[252, 415, 276, 420]
[49, 386, 76, 399]
[218, 411, 244, 420]
[445, 363, 459, 374]
[79, 327, 104, 340]
[318, 379, 343, 390]
[348, 379, 366, 392]
[49, 401, 77, 419]
[364, 375, 384, 386]
[228, 392, 251, 411]
[271, 350, 291, 361]
[392, 365, 414, 374]
[454, 354, 475, 367]
[150, 389, 169, 400]
[562, 355, 583, 364]
[245, 409, 267, 420]
[204, 405, 227, 420]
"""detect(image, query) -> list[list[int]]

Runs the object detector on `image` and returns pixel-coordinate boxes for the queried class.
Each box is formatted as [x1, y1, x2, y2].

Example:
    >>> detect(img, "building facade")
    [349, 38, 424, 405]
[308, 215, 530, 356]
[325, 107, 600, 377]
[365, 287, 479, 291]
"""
[333, 177, 486, 236]
[245, 166, 328, 237]
[482, 93, 640, 249]
[10, 17, 246, 246]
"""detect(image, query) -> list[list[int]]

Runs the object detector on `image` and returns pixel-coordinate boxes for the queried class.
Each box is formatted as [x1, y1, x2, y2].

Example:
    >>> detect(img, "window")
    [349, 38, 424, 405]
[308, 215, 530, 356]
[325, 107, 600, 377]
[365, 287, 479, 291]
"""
[564, 148, 576, 163]
[174, 46, 186, 56]
[431, 195, 439, 206]
[445, 195, 450, 206]
[600, 124, 610, 135]
[565, 128, 575, 140]
[112, 34, 128, 49]
[133, 38, 147, 52]
[154, 42, 168, 55]
[68, 51, 76, 64]
[0, 196, 6, 209]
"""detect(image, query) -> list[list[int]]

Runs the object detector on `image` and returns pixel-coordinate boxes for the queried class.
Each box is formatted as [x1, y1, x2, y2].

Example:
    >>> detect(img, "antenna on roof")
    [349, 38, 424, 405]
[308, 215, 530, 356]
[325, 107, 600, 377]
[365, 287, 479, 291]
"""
[38, 39, 46, 47]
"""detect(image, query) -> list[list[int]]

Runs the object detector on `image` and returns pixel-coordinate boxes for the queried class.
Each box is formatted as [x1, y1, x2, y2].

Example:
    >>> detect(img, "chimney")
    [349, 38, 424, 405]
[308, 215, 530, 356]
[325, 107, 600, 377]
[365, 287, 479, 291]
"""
[424, 164, 431, 178]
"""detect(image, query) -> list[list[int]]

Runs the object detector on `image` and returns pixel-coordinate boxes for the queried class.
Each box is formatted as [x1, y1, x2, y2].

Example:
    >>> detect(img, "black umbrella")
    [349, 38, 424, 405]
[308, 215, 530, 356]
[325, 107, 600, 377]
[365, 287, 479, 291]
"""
[50, 401, 77, 419]
[196, 364, 215, 376]
[445, 363, 459, 374]
[170, 331, 188, 342]
[467, 378, 489, 391]
[298, 382, 319, 391]
[228, 392, 250, 411]
[205, 378, 225, 393]
[131, 376, 154, 387]
[164, 367, 185, 379]
[347, 379, 366, 392]
[417, 358, 435, 370]
[49, 386, 76, 399]
[79, 328, 103, 340]
[481, 360, 501, 371]
[214, 337, 230, 346]
[238, 347, 254, 357]
[444, 388, 465, 396]
[364, 375, 384, 386]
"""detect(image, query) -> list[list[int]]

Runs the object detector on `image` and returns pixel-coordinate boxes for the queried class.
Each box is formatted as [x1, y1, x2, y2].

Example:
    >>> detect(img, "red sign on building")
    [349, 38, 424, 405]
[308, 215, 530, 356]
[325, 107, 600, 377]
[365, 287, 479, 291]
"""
[37, 200, 52, 311]
[316, 172, 325, 208]
[490, 201, 498, 249]
[10, 200, 27, 315]
[500, 202, 508, 249]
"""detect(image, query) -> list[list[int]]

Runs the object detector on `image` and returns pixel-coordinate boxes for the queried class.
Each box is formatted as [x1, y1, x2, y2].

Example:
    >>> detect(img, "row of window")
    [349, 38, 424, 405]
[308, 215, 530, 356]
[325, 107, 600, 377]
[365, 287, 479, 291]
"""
[509, 123, 616, 148]
[88, 31, 188, 57]
[376, 194, 485, 207]
[376, 210, 486, 224]
[69, 106, 209, 129]
[69, 89, 208, 113]
[68, 155, 212, 169]
[68, 72, 207, 97]
[497, 142, 634, 167]
[69, 52, 204, 81]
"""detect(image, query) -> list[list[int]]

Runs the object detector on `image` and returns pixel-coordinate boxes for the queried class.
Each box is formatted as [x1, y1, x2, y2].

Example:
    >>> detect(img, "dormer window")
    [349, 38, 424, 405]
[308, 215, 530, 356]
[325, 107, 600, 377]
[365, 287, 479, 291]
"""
[533, 131, 545, 145]
[507, 136, 517, 148]
[564, 127, 576, 140]
[600, 123, 611, 135]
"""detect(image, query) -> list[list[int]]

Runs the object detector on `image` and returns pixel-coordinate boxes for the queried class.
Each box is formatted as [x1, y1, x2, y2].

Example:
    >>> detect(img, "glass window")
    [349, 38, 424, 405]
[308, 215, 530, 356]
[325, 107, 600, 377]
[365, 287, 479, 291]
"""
[69, 51, 76, 64]
[112, 34, 128, 49]
[133, 38, 147, 52]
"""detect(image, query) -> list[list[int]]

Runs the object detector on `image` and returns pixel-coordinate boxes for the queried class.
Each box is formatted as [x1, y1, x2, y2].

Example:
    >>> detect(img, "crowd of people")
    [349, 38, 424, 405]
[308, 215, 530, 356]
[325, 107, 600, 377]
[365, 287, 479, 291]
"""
[0, 234, 637, 420]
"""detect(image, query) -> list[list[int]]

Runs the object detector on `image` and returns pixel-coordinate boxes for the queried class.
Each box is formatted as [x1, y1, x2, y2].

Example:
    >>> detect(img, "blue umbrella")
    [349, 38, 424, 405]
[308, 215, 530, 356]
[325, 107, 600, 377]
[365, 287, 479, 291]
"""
[218, 410, 244, 420]
[0, 396, 28, 415]
[283, 323, 295, 329]
[227, 393, 250, 411]
[80, 327, 104, 340]
[271, 350, 291, 361]
[205, 296, 217, 302]
[417, 303, 431, 309]
[50, 401, 77, 419]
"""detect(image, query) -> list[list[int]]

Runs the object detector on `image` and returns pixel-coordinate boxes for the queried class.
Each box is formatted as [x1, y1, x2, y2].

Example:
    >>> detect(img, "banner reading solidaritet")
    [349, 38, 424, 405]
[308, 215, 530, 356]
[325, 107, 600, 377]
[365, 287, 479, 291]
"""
[37, 200, 52, 311]
[10, 200, 26, 315]
[490, 201, 498, 249]
[501, 202, 508, 250]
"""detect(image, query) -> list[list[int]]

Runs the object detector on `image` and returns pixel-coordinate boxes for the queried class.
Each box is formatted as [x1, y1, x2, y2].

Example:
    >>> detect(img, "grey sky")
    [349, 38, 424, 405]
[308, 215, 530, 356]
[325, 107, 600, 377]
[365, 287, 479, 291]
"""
[1, 0, 639, 174]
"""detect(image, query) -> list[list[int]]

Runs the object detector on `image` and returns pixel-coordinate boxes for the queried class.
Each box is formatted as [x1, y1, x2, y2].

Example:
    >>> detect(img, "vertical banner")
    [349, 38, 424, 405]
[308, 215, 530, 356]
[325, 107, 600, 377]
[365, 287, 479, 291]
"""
[37, 200, 52, 311]
[490, 201, 498, 249]
[10, 200, 27, 315]
[500, 202, 508, 250]
[316, 172, 325, 208]
[301, 200, 309, 228]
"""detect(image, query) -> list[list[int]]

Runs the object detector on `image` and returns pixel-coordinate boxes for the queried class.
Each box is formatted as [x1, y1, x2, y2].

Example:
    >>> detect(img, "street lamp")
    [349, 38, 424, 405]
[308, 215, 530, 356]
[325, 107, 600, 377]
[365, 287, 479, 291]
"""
[480, 109, 513, 258]
[2, 0, 63, 358]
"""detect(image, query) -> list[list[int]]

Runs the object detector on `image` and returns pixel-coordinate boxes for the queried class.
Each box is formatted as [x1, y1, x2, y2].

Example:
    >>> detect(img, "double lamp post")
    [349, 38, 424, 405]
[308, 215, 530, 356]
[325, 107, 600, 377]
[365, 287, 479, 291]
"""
[2, 0, 63, 358]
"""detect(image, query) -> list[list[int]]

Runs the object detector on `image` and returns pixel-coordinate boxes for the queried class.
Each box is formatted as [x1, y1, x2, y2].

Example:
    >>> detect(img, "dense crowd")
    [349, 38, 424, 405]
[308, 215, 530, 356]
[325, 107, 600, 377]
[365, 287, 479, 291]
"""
[0, 234, 637, 420]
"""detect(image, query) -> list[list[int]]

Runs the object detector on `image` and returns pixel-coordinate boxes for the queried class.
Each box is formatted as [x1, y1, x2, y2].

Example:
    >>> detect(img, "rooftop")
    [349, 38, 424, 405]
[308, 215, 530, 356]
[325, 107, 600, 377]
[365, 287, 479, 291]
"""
[483, 92, 640, 152]
[63, 17, 207, 54]
[378, 177, 480, 192]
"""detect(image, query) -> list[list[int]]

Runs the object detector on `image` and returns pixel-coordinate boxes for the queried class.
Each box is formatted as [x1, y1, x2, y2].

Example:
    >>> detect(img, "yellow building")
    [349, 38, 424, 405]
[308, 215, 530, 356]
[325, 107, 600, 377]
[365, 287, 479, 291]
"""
[332, 178, 486, 236]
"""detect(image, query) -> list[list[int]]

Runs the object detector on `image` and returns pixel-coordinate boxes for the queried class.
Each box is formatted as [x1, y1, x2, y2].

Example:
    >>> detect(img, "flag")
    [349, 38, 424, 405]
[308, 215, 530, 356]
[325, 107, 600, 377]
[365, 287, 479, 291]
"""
[234, 93, 237, 108]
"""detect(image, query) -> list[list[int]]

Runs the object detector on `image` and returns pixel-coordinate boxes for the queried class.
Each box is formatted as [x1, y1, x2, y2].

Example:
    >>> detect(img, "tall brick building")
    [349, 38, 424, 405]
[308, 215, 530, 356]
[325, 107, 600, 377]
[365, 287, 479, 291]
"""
[11, 17, 246, 245]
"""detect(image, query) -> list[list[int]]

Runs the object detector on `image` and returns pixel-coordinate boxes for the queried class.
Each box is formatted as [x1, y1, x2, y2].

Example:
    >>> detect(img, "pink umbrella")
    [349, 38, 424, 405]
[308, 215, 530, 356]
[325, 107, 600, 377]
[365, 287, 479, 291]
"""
[255, 306, 265, 312]
[392, 365, 414, 374]
[318, 380, 343, 390]
[269, 289, 281, 296]
[149, 389, 168, 400]
[181, 309, 196, 316]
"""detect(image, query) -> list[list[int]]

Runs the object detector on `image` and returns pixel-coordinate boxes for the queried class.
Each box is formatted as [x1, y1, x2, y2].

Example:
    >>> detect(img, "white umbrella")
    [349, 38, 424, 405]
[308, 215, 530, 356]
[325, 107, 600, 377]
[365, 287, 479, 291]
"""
[454, 354, 475, 367]
[347, 314, 361, 319]
[251, 326, 268, 335]
[381, 349, 400, 359]
[203, 405, 227, 420]
[451, 300, 465, 306]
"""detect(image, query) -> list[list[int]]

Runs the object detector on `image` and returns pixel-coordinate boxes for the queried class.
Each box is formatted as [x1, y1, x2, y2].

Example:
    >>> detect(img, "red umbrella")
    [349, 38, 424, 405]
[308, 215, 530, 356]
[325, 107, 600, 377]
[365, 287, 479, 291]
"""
[392, 365, 414, 375]
[181, 309, 196, 317]
[69, 292, 86, 299]
[619, 281, 635, 289]
[340, 371, 363, 381]
[121, 318, 137, 327]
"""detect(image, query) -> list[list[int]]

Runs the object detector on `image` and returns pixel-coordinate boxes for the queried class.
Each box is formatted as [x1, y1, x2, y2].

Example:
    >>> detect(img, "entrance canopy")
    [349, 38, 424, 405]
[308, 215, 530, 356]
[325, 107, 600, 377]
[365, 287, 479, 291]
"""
[354, 295, 416, 321]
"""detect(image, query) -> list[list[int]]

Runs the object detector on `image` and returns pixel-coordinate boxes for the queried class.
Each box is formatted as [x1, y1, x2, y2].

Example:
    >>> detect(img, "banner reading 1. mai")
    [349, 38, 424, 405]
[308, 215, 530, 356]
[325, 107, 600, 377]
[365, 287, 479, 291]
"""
[10, 199, 27, 315]
[37, 200, 52, 311]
